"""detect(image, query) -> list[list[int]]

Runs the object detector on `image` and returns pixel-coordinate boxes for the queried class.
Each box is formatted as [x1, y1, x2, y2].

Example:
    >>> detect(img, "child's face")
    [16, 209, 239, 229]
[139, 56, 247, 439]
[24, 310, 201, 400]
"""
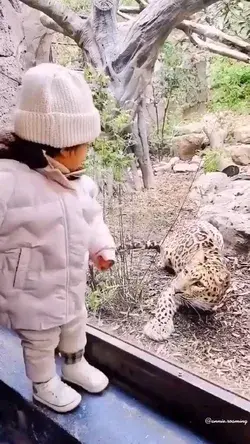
[57, 144, 89, 171]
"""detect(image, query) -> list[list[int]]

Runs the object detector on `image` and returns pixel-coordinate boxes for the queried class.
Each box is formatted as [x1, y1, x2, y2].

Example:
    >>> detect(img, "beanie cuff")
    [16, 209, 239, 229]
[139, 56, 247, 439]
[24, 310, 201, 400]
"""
[14, 108, 101, 148]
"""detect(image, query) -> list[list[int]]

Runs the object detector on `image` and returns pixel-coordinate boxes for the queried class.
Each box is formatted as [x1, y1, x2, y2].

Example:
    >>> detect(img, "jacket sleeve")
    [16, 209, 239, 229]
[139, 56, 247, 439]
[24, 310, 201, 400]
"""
[0, 200, 6, 229]
[0, 172, 15, 229]
[83, 177, 116, 263]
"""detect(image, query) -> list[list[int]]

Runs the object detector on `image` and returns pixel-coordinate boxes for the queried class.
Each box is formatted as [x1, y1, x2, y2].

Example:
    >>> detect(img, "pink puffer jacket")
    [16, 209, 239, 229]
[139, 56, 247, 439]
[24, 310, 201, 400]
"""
[0, 159, 116, 330]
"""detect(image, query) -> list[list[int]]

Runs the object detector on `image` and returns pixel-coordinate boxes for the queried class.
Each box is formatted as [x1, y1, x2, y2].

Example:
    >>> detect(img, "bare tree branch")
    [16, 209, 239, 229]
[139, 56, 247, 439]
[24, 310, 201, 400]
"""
[113, 0, 221, 73]
[134, 0, 148, 8]
[117, 10, 132, 21]
[92, 0, 119, 65]
[117, 5, 250, 65]
[51, 41, 77, 46]
[40, 15, 66, 35]
[20, 0, 85, 43]
[118, 1, 250, 60]
[189, 33, 250, 63]
[178, 20, 250, 54]
[119, 6, 140, 14]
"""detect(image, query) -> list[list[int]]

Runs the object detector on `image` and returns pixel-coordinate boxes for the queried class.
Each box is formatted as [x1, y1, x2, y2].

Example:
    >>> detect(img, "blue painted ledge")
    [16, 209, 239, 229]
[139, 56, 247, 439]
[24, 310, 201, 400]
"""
[0, 327, 212, 444]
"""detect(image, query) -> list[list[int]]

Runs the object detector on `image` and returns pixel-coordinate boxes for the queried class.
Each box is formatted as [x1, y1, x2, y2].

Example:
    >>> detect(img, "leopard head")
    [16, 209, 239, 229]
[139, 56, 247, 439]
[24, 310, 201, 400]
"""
[172, 249, 230, 309]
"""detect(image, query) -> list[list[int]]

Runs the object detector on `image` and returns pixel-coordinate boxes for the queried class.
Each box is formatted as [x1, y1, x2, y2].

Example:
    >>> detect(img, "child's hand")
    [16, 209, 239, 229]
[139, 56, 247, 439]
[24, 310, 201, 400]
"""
[93, 256, 114, 271]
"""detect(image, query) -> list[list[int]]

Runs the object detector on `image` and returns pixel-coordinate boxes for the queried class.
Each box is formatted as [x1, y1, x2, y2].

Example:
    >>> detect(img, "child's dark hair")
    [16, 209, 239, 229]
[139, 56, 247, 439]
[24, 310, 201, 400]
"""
[0, 131, 77, 169]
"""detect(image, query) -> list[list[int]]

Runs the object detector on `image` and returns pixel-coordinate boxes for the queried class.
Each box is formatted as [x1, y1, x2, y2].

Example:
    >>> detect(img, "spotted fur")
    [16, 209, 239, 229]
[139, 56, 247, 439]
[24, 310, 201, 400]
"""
[143, 220, 231, 342]
[116, 240, 161, 253]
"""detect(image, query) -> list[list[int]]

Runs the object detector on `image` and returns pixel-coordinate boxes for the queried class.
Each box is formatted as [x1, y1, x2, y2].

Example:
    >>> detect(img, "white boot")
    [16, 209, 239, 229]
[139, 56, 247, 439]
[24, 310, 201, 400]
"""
[62, 357, 109, 393]
[33, 375, 81, 413]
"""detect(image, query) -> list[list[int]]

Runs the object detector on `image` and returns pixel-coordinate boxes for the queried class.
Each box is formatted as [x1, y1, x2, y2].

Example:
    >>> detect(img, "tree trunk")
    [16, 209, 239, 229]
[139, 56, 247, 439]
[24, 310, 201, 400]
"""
[22, 8, 55, 69]
[134, 100, 154, 188]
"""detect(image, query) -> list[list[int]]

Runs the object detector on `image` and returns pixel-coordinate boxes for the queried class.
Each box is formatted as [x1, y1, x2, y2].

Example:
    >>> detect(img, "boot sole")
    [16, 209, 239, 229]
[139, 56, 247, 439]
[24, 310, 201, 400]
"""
[62, 375, 109, 394]
[33, 392, 81, 413]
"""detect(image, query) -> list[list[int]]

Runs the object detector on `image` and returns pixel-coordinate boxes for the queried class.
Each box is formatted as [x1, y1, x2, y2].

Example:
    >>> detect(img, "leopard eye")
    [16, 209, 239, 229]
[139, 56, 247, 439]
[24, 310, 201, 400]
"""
[194, 281, 203, 288]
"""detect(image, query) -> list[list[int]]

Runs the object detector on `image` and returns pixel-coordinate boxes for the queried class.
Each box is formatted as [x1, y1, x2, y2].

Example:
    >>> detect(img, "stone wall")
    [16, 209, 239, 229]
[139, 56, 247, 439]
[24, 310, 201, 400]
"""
[0, 0, 25, 127]
[0, 0, 54, 127]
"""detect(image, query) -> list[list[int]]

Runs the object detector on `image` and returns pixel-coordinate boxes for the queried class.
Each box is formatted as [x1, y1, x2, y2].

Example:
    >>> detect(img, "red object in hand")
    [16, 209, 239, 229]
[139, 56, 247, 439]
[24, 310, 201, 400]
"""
[94, 256, 114, 271]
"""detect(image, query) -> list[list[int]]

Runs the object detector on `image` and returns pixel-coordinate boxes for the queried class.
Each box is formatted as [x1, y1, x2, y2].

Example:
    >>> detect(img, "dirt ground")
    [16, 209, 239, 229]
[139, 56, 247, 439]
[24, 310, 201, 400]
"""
[88, 167, 250, 401]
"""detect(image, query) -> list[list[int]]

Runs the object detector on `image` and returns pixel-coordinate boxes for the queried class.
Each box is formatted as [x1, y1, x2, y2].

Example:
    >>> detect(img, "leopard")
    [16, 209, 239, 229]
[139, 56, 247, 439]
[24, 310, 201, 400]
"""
[117, 220, 231, 342]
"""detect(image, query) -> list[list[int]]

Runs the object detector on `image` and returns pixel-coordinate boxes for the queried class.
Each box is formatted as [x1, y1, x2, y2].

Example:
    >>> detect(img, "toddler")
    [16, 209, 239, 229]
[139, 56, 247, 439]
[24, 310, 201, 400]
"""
[0, 63, 116, 413]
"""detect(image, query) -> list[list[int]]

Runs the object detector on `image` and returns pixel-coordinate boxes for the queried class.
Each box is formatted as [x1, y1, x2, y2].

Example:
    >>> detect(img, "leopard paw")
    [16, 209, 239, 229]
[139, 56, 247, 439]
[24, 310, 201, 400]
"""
[143, 318, 174, 342]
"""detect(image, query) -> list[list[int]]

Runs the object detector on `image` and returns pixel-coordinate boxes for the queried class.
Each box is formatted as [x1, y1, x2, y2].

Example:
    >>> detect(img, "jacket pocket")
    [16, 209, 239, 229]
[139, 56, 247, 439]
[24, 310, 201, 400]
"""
[13, 248, 31, 289]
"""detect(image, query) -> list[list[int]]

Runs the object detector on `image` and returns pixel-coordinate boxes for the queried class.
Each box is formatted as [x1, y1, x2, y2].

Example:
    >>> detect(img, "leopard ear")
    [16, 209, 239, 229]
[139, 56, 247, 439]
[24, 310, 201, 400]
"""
[191, 248, 205, 265]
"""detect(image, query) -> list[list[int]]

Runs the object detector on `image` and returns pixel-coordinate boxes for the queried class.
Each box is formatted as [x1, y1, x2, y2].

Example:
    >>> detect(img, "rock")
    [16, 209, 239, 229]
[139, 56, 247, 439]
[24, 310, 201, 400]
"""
[190, 172, 230, 204]
[224, 144, 250, 166]
[154, 162, 172, 173]
[169, 156, 179, 166]
[173, 122, 205, 136]
[154, 157, 179, 174]
[0, 1, 25, 125]
[216, 156, 239, 177]
[233, 126, 250, 144]
[191, 155, 202, 164]
[173, 162, 199, 173]
[202, 113, 229, 149]
[190, 173, 230, 197]
[199, 209, 250, 255]
[0, 2, 54, 125]
[191, 173, 250, 254]
[172, 134, 207, 160]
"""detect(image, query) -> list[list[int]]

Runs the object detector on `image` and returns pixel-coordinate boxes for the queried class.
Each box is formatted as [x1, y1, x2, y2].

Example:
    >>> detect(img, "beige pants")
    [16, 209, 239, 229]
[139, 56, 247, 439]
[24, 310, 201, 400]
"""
[17, 312, 87, 383]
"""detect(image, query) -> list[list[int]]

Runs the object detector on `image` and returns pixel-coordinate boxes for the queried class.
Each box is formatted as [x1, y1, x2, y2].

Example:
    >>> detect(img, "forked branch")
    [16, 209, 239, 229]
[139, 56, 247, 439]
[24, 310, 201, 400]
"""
[113, 0, 220, 72]
[20, 0, 85, 42]
[20, 0, 250, 67]
[118, 3, 250, 65]
[40, 15, 66, 35]
[189, 34, 250, 63]
[178, 20, 250, 54]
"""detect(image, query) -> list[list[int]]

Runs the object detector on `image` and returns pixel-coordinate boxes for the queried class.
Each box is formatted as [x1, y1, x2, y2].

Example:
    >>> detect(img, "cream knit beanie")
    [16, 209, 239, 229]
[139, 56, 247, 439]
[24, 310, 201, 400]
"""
[14, 63, 101, 148]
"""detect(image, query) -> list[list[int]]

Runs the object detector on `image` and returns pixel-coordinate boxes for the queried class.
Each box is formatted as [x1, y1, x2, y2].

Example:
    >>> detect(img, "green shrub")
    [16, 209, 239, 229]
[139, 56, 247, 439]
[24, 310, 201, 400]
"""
[86, 251, 145, 317]
[62, 0, 91, 13]
[82, 68, 138, 317]
[220, 0, 250, 41]
[149, 42, 191, 160]
[209, 57, 250, 113]
[83, 65, 134, 181]
[86, 284, 119, 314]
[202, 148, 224, 173]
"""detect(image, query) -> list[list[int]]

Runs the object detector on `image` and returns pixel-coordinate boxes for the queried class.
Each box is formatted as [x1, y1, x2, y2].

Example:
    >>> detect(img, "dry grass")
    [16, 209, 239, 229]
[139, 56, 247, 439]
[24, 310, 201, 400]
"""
[87, 167, 250, 401]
